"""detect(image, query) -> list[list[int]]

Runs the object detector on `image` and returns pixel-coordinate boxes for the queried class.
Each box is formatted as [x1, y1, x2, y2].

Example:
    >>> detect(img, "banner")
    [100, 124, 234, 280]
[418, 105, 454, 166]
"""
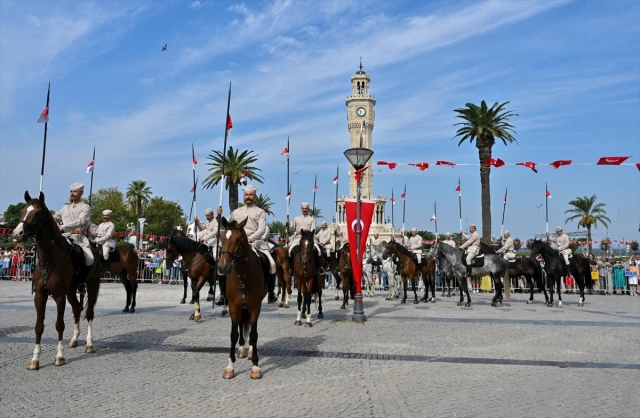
[344, 199, 376, 295]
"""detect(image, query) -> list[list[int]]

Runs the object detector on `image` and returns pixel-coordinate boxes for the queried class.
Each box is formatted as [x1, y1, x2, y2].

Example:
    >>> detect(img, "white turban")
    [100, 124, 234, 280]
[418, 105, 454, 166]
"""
[205, 208, 214, 215]
[301, 202, 310, 208]
[102, 210, 112, 216]
[70, 182, 84, 192]
[504, 230, 510, 235]
[411, 228, 417, 232]
[242, 184, 258, 193]
[470, 224, 476, 228]
[556, 226, 562, 231]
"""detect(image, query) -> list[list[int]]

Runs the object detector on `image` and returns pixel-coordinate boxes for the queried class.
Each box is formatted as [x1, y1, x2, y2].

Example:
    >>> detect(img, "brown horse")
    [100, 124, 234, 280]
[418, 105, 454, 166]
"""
[12, 191, 100, 370]
[97, 245, 139, 313]
[271, 245, 292, 308]
[382, 240, 420, 304]
[292, 230, 323, 325]
[419, 257, 437, 303]
[162, 232, 217, 320]
[338, 243, 354, 309]
[217, 217, 267, 379]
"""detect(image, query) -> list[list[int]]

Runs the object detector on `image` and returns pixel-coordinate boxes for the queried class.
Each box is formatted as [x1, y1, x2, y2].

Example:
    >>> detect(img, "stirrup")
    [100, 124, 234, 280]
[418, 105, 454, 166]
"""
[317, 266, 326, 275]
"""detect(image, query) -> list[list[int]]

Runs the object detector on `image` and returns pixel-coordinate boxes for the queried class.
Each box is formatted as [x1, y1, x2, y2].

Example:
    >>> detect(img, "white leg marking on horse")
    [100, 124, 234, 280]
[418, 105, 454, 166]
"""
[86, 320, 93, 347]
[31, 344, 41, 363]
[296, 311, 301, 322]
[226, 358, 234, 370]
[226, 230, 232, 240]
[248, 345, 253, 357]
[56, 341, 64, 359]
[70, 323, 80, 345]
[306, 314, 311, 324]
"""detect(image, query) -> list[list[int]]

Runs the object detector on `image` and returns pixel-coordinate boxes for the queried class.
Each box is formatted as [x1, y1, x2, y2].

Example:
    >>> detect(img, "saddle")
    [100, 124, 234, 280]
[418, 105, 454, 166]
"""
[99, 246, 121, 263]
[68, 238, 91, 286]
[461, 253, 485, 268]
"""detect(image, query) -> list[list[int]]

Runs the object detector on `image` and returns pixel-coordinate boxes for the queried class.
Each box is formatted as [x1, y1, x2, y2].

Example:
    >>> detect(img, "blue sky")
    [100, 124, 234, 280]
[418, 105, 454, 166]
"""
[1, 0, 639, 245]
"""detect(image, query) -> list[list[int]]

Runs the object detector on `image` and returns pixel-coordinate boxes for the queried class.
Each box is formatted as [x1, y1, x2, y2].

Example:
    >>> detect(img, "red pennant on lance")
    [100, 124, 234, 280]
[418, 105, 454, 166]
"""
[190, 184, 195, 192]
[550, 160, 572, 169]
[401, 191, 406, 200]
[344, 199, 376, 295]
[429, 214, 436, 222]
[285, 191, 291, 200]
[377, 161, 397, 169]
[636, 163, 640, 172]
[354, 166, 369, 182]
[483, 157, 505, 167]
[37, 106, 49, 123]
[226, 114, 233, 136]
[597, 156, 629, 165]
[546, 190, 552, 198]
[333, 175, 338, 184]
[455, 184, 461, 195]
[408, 162, 429, 171]
[390, 196, 395, 204]
[313, 184, 318, 192]
[86, 160, 94, 174]
[436, 160, 455, 167]
[516, 161, 538, 173]
[281, 147, 289, 155]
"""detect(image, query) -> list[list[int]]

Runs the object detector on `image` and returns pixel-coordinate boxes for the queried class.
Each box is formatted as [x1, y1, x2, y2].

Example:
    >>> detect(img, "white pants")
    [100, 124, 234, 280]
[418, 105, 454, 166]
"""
[465, 246, 479, 265]
[252, 241, 276, 274]
[320, 245, 332, 257]
[503, 251, 516, 261]
[288, 238, 321, 257]
[412, 250, 422, 264]
[67, 234, 94, 266]
[559, 249, 571, 265]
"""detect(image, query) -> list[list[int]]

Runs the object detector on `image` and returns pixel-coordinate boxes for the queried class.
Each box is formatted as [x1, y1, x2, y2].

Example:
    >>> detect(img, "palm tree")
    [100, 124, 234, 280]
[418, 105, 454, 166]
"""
[564, 195, 611, 254]
[453, 101, 518, 244]
[309, 208, 322, 219]
[203, 146, 263, 212]
[125, 180, 152, 249]
[254, 193, 274, 216]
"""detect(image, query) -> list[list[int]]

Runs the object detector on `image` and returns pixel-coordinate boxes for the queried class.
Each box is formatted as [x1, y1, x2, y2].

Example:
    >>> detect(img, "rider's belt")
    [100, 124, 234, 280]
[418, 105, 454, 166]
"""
[68, 230, 87, 235]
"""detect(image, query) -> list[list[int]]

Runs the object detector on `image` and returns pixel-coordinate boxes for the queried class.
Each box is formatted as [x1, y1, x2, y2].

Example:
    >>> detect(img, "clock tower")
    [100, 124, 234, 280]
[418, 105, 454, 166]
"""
[333, 60, 397, 246]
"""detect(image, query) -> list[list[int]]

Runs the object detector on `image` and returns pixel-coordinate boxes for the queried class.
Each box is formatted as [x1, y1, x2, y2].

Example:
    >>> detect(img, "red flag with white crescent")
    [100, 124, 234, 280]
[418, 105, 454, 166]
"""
[86, 160, 94, 174]
[226, 114, 233, 137]
[344, 199, 376, 295]
[596, 156, 629, 165]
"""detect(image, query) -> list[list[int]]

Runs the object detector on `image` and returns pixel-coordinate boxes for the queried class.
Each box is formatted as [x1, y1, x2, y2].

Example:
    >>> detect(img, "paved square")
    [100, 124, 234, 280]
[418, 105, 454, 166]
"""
[1, 281, 638, 418]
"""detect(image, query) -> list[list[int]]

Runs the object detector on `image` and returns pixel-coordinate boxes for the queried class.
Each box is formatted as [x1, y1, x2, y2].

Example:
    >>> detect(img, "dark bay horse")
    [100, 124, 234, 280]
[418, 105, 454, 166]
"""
[12, 192, 100, 370]
[271, 244, 292, 308]
[382, 240, 420, 304]
[98, 245, 139, 313]
[162, 232, 218, 320]
[507, 256, 546, 304]
[217, 217, 267, 379]
[338, 243, 354, 309]
[172, 230, 215, 305]
[418, 257, 437, 303]
[529, 239, 589, 308]
[292, 230, 323, 325]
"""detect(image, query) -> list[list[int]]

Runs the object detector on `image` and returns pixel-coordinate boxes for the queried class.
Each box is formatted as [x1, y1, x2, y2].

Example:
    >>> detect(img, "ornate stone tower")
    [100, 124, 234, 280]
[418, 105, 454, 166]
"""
[333, 61, 397, 246]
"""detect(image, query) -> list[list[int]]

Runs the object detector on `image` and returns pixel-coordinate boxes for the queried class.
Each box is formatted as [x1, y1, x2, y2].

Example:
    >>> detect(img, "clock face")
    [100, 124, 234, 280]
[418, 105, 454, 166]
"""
[356, 107, 366, 117]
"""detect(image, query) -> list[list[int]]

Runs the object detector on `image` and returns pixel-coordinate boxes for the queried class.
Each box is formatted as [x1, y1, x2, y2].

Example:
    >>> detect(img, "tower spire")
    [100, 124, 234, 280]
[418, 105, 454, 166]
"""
[359, 57, 363, 72]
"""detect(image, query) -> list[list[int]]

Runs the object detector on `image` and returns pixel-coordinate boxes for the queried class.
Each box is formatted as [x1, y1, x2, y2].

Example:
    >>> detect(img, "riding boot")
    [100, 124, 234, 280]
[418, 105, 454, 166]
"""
[215, 276, 226, 306]
[267, 273, 277, 303]
[466, 265, 472, 279]
[288, 255, 294, 277]
[104, 260, 111, 278]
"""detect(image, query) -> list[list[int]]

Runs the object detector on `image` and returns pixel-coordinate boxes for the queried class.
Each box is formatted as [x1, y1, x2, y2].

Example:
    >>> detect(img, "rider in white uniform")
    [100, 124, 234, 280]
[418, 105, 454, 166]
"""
[194, 208, 219, 260]
[408, 228, 424, 264]
[547, 226, 571, 265]
[497, 230, 516, 261]
[459, 224, 480, 278]
[92, 209, 116, 272]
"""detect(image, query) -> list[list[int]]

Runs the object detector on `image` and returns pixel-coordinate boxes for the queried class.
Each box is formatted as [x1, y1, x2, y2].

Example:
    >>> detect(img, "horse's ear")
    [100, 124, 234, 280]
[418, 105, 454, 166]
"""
[39, 192, 45, 205]
[238, 216, 248, 229]
[24, 191, 31, 202]
[220, 216, 229, 229]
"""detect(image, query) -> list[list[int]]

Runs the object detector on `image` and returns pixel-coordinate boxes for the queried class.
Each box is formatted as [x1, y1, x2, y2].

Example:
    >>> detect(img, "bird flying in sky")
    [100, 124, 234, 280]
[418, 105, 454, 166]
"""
[161, 44, 167, 51]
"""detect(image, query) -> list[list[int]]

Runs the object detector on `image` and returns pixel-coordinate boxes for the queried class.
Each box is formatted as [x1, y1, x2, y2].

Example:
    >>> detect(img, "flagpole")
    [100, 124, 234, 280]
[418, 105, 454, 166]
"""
[500, 187, 507, 243]
[215, 82, 232, 249]
[545, 182, 549, 240]
[192, 143, 198, 241]
[391, 189, 394, 229]
[434, 200, 438, 240]
[88, 146, 95, 207]
[458, 177, 463, 232]
[312, 174, 317, 214]
[402, 183, 406, 233]
[39, 82, 50, 193]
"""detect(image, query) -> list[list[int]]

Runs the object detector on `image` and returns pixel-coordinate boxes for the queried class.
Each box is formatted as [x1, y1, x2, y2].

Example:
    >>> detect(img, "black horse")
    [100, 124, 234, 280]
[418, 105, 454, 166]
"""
[506, 256, 546, 304]
[529, 239, 589, 308]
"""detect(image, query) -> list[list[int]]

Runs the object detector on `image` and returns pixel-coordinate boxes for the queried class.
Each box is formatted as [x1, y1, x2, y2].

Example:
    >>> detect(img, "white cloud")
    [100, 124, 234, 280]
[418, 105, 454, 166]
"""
[189, 0, 202, 9]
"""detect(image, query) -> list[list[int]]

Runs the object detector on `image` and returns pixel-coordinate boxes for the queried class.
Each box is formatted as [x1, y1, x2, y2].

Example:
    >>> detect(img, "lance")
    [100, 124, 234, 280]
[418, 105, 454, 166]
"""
[545, 182, 549, 240]
[188, 176, 198, 221]
[192, 143, 198, 241]
[334, 164, 339, 246]
[391, 188, 394, 228]
[88, 146, 95, 207]
[458, 177, 463, 233]
[500, 187, 507, 243]
[402, 183, 406, 233]
[312, 174, 317, 214]
[38, 82, 51, 192]
[286, 137, 291, 244]
[434, 200, 438, 240]
[214, 82, 232, 246]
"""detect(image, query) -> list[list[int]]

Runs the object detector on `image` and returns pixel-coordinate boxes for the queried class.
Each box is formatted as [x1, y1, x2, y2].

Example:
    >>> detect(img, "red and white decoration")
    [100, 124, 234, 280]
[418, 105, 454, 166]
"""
[344, 199, 376, 296]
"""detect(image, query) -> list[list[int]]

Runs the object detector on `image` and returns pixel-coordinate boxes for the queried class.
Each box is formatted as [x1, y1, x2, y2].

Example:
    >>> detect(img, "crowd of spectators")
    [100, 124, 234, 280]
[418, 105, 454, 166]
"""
[1, 247, 36, 281]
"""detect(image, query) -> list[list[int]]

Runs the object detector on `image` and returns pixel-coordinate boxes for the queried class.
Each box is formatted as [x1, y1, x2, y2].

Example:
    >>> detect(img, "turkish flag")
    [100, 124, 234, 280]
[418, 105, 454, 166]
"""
[377, 161, 397, 169]
[636, 162, 640, 172]
[550, 160, 572, 169]
[516, 161, 538, 173]
[344, 199, 376, 296]
[596, 156, 629, 165]
[436, 160, 455, 167]
[226, 114, 233, 136]
[483, 157, 505, 167]
[281, 147, 289, 155]
[37, 106, 49, 123]
[409, 162, 428, 171]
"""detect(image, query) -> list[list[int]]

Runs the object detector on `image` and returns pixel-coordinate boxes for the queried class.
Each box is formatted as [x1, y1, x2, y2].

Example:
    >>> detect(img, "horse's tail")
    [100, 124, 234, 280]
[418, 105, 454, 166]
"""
[241, 308, 250, 344]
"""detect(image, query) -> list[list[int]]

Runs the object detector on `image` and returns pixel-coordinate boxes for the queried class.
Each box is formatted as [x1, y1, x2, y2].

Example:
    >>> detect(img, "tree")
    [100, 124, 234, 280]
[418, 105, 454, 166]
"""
[308, 208, 322, 219]
[564, 195, 611, 254]
[126, 180, 152, 249]
[513, 238, 522, 251]
[2, 202, 26, 228]
[631, 240, 639, 253]
[203, 146, 263, 212]
[255, 193, 274, 216]
[86, 187, 130, 232]
[417, 230, 436, 241]
[268, 220, 286, 237]
[144, 197, 186, 237]
[453, 100, 518, 244]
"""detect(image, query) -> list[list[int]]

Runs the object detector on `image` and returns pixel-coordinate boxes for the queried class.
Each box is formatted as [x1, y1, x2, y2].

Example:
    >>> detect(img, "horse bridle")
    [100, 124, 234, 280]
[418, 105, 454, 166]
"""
[297, 235, 314, 270]
[16, 204, 46, 239]
[219, 227, 249, 268]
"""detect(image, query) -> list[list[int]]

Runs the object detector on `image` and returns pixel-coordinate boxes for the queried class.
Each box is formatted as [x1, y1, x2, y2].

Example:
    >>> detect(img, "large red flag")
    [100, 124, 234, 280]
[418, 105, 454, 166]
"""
[596, 156, 629, 165]
[344, 199, 376, 296]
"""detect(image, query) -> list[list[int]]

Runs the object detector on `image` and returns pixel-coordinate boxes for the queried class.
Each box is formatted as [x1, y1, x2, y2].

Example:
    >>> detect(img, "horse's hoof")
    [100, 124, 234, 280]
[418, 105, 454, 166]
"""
[194, 313, 201, 321]
[400, 299, 406, 304]
[278, 303, 284, 308]
[419, 298, 426, 302]
[457, 302, 463, 306]
[318, 313, 324, 319]
[223, 369, 235, 379]
[295, 320, 302, 326]
[578, 301, 584, 307]
[526, 300, 532, 304]
[85, 345, 95, 354]
[237, 348, 246, 358]
[250, 367, 262, 379]
[129, 308, 135, 314]
[413, 300, 419, 305]
[189, 299, 195, 305]
[464, 303, 471, 307]
[68, 340, 78, 348]
[122, 307, 129, 313]
[27, 361, 39, 371]
[180, 299, 186, 304]
[189, 313, 195, 320]
[491, 302, 497, 307]
[447, 294, 451, 298]
[304, 322, 313, 327]
[54, 357, 65, 366]
[284, 303, 289, 309]
[206, 295, 214, 302]
[557, 302, 562, 308]
[334, 296, 340, 301]
[221, 309, 228, 317]
[430, 298, 435, 303]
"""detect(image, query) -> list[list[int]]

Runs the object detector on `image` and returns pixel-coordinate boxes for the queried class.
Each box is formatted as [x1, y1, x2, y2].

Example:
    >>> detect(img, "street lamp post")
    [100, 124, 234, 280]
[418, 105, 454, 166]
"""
[138, 218, 146, 251]
[344, 146, 373, 323]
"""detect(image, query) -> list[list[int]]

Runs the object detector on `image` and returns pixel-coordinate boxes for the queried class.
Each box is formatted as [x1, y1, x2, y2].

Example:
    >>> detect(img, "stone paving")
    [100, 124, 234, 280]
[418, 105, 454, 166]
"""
[0, 280, 638, 418]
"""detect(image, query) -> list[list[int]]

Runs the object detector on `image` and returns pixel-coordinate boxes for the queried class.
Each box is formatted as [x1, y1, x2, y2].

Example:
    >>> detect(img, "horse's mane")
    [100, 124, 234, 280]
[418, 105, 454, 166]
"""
[26, 199, 59, 233]
[532, 239, 554, 254]
[391, 240, 414, 258]
[171, 234, 208, 255]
